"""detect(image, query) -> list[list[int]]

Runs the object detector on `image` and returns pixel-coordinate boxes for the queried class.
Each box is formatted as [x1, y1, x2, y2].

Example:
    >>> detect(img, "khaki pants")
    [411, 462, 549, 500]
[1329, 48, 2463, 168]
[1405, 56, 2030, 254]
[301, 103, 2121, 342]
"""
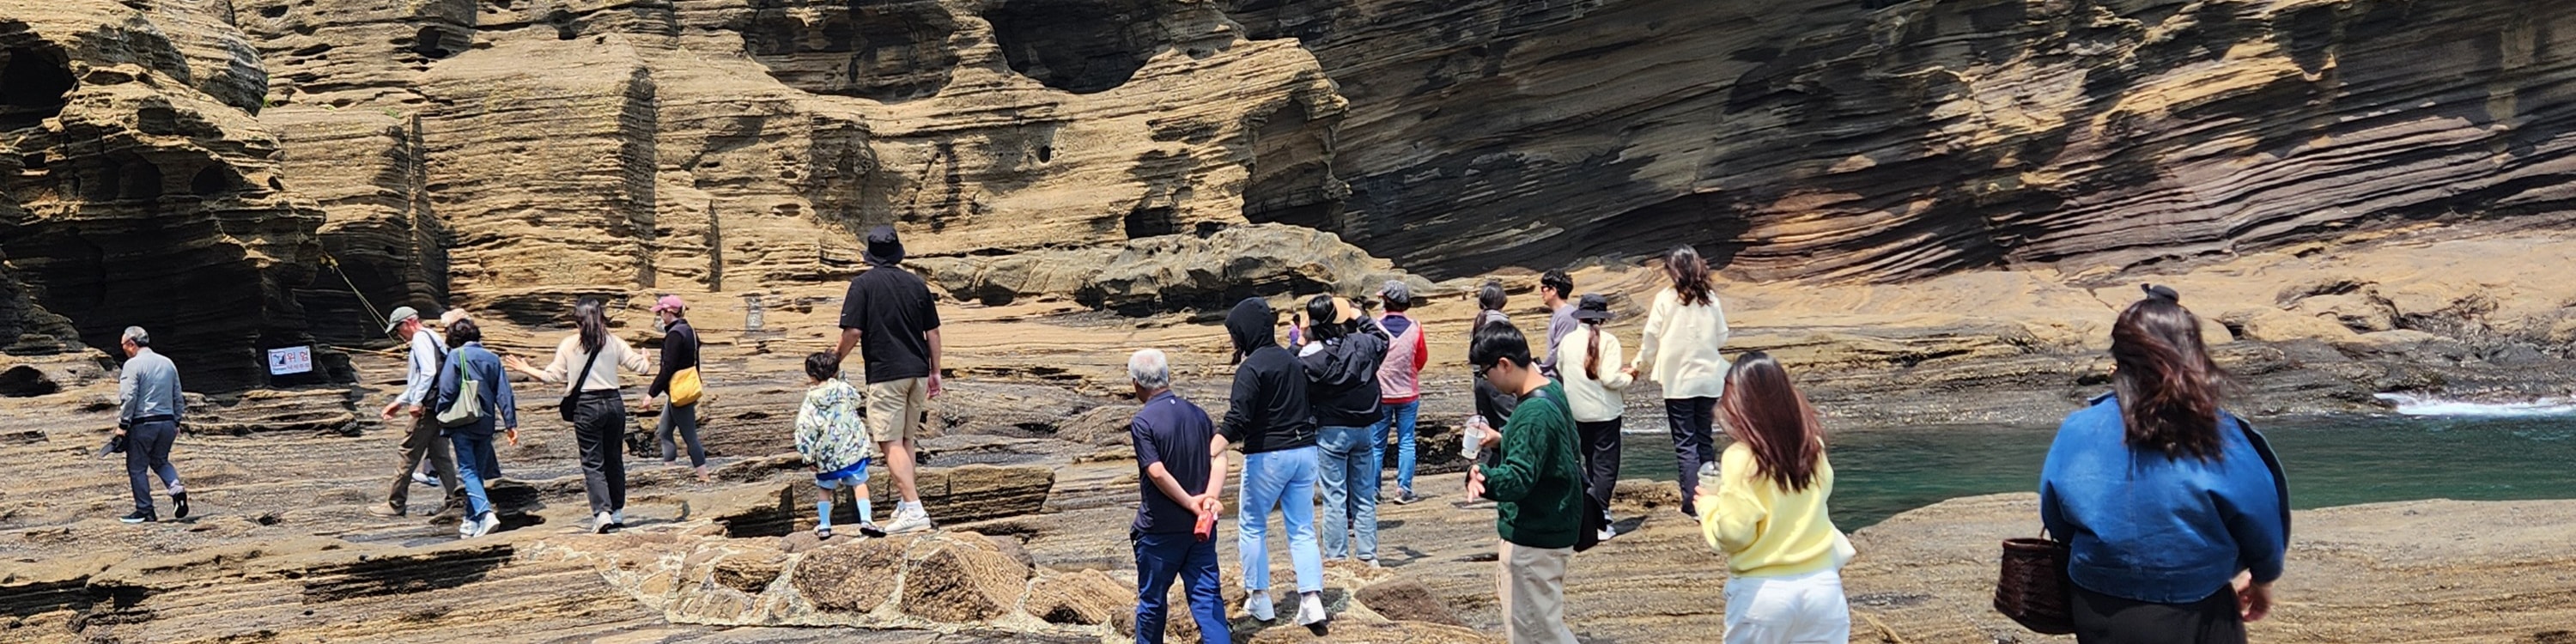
[1497, 541, 1578, 644]
[865, 377, 930, 443]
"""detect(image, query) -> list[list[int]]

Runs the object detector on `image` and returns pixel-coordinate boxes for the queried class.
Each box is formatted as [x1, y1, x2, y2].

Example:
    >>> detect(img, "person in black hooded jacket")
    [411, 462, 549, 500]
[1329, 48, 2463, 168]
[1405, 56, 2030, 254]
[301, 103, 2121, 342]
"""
[1218, 297, 1331, 626]
[1297, 295, 1390, 566]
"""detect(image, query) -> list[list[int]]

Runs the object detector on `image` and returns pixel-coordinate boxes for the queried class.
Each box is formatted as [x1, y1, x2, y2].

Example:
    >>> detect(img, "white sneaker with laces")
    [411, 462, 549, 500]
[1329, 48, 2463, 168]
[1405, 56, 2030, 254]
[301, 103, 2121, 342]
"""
[1243, 592, 1275, 622]
[471, 513, 501, 538]
[882, 507, 933, 534]
[592, 512, 615, 534]
[1294, 592, 1328, 627]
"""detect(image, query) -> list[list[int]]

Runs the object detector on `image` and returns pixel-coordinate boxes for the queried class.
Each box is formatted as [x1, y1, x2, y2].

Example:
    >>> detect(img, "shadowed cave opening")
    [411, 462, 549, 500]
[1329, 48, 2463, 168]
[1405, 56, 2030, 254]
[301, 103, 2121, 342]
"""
[0, 366, 58, 398]
[984, 0, 1166, 94]
[191, 167, 234, 196]
[0, 46, 76, 131]
[743, 2, 961, 102]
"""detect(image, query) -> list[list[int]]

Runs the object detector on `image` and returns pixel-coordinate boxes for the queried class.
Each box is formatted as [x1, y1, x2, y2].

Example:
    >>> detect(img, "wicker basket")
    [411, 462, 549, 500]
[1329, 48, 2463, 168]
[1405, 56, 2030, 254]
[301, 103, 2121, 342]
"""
[1994, 537, 2075, 635]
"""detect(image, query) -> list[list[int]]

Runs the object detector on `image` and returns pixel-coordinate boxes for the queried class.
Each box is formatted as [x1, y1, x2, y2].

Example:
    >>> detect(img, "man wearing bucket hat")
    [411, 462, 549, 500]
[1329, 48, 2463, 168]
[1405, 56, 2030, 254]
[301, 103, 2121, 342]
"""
[647, 295, 711, 482]
[835, 225, 944, 534]
[373, 306, 463, 518]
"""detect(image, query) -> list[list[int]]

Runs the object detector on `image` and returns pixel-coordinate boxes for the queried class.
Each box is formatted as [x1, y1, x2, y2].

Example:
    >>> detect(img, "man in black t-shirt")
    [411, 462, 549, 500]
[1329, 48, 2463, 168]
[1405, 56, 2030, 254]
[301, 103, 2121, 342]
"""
[835, 225, 944, 534]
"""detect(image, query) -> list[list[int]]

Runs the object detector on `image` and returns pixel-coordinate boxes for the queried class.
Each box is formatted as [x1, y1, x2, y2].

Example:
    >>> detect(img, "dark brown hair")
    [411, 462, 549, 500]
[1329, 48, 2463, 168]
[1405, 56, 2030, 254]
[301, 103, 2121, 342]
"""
[2110, 297, 2229, 459]
[1718, 351, 1825, 492]
[574, 296, 609, 354]
[1582, 319, 1605, 381]
[1663, 246, 1714, 307]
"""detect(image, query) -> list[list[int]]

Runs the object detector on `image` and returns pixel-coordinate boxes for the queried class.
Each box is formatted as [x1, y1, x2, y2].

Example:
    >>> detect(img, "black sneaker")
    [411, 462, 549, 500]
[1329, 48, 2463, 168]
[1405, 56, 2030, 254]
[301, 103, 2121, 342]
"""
[173, 492, 190, 519]
[120, 510, 155, 524]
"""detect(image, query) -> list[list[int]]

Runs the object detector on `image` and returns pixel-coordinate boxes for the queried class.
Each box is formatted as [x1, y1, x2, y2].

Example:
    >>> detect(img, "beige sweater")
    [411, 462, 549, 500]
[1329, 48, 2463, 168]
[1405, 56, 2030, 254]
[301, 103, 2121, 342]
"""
[540, 333, 653, 394]
[1557, 325, 1635, 422]
[1630, 288, 1731, 400]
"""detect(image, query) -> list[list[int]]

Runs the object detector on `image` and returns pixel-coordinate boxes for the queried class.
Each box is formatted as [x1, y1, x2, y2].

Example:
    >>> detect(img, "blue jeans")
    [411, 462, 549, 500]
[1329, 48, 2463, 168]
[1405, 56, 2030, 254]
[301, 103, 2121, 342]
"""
[447, 433, 502, 520]
[1133, 531, 1231, 644]
[1317, 425, 1380, 561]
[1237, 447, 1324, 593]
[1369, 400, 1420, 494]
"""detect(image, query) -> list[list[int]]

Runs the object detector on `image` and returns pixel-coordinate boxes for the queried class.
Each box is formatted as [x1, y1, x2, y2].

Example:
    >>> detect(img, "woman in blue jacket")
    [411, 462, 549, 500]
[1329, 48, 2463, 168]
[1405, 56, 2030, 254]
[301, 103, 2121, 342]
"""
[434, 319, 519, 540]
[2039, 287, 2287, 643]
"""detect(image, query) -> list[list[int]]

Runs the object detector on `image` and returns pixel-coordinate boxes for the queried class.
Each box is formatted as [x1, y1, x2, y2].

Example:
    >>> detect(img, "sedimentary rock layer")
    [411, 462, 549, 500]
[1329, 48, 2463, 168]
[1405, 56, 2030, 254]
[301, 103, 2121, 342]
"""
[1236, 0, 2576, 282]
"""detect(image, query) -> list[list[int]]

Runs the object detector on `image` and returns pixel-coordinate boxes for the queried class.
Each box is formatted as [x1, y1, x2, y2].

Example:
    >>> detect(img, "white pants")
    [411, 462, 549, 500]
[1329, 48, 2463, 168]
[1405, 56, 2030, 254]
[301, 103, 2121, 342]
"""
[1722, 568, 1851, 644]
[1498, 541, 1579, 644]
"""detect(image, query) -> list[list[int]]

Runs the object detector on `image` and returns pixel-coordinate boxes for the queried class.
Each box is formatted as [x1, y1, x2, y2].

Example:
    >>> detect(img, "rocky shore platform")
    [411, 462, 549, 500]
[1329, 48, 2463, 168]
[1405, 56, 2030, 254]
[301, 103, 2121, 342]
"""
[3, 228, 2574, 643]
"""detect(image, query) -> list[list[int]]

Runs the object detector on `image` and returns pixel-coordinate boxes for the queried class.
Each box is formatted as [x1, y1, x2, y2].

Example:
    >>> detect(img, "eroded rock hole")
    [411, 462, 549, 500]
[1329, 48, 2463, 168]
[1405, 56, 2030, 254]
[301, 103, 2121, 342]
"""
[985, 0, 1165, 94]
[1241, 102, 1343, 231]
[1124, 204, 1176, 238]
[0, 47, 76, 131]
[0, 366, 59, 398]
[410, 27, 457, 58]
[117, 160, 162, 200]
[742, 2, 960, 102]
[191, 166, 233, 195]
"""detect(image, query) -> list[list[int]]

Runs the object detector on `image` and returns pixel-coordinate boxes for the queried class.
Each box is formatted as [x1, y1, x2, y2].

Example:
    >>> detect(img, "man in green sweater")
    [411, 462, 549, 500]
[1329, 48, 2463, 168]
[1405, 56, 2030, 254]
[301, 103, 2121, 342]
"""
[1467, 321, 1583, 644]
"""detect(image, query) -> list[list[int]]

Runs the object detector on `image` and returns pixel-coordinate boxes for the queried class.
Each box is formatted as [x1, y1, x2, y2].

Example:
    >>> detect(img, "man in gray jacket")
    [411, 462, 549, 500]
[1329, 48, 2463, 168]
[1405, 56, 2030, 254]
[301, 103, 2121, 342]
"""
[115, 326, 188, 524]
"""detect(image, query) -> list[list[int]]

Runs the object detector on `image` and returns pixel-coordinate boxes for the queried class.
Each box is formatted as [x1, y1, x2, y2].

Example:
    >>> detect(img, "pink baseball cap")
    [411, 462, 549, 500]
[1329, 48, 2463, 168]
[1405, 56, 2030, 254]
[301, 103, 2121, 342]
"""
[651, 295, 686, 313]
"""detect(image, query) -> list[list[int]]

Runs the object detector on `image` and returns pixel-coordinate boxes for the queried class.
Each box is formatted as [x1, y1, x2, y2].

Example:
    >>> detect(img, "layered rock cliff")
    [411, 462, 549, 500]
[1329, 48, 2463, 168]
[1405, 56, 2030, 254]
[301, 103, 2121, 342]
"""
[2, 2, 328, 390]
[7, 0, 2576, 389]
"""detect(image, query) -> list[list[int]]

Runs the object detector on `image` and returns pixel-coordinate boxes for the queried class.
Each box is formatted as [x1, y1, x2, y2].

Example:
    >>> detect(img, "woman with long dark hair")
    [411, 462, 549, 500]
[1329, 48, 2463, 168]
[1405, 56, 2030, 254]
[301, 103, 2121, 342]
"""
[1627, 246, 1731, 517]
[1556, 294, 1631, 542]
[2039, 287, 2287, 643]
[1694, 351, 1853, 643]
[504, 296, 653, 533]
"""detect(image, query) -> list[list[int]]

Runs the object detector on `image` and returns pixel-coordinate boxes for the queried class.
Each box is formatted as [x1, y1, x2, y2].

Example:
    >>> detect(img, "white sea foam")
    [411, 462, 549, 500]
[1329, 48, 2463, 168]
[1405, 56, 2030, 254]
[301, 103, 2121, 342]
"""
[2374, 393, 2576, 417]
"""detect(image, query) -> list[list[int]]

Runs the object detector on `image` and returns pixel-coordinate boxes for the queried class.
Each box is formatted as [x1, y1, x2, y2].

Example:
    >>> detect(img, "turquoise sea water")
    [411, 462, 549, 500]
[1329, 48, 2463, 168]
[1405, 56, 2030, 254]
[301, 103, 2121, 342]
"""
[1616, 412, 2576, 529]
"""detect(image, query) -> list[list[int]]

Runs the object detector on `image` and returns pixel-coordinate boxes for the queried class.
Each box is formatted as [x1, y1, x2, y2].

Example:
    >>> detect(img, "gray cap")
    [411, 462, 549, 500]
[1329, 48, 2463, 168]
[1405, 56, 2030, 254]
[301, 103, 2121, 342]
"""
[384, 306, 420, 335]
[1377, 279, 1412, 307]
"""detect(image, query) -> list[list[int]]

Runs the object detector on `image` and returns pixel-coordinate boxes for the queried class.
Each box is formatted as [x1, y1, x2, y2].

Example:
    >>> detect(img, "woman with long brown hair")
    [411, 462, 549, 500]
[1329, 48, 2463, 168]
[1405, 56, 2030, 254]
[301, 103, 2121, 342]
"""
[1628, 245, 1732, 517]
[2038, 287, 2287, 643]
[1556, 294, 1631, 542]
[1694, 351, 1853, 643]
[504, 296, 653, 533]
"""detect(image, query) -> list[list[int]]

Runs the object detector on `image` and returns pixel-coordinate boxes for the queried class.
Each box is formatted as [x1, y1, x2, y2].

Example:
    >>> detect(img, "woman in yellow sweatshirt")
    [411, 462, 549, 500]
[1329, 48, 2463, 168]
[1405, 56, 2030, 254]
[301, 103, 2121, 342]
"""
[1694, 351, 1856, 644]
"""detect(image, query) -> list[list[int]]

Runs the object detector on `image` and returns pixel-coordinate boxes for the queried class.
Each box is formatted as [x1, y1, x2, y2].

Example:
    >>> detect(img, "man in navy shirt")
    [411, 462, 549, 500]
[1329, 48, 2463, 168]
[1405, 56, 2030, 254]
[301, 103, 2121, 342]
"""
[1125, 349, 1230, 644]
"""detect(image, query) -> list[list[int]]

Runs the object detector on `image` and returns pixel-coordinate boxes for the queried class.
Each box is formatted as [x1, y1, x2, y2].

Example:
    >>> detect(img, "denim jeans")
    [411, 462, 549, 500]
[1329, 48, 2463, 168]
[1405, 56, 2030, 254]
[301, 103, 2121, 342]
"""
[1133, 530, 1231, 644]
[1369, 400, 1420, 494]
[1236, 447, 1324, 593]
[1666, 397, 1719, 516]
[1316, 425, 1380, 561]
[447, 432, 502, 520]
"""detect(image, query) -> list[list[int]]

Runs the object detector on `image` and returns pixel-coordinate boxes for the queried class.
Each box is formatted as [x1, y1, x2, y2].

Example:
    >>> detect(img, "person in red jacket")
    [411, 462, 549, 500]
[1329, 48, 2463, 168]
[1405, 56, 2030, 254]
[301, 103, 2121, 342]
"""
[1370, 281, 1431, 504]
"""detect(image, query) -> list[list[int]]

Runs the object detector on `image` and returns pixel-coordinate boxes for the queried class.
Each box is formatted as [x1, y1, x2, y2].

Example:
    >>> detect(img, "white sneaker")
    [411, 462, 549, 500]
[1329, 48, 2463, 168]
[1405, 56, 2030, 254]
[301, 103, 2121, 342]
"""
[611, 509, 626, 526]
[882, 507, 933, 534]
[457, 519, 476, 539]
[1243, 592, 1276, 622]
[1597, 525, 1619, 542]
[412, 471, 438, 486]
[1294, 592, 1328, 627]
[592, 512, 615, 534]
[470, 513, 501, 538]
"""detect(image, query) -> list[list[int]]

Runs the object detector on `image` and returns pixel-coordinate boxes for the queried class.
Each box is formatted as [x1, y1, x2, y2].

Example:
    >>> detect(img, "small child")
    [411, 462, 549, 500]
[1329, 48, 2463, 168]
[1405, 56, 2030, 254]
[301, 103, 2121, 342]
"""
[795, 352, 878, 538]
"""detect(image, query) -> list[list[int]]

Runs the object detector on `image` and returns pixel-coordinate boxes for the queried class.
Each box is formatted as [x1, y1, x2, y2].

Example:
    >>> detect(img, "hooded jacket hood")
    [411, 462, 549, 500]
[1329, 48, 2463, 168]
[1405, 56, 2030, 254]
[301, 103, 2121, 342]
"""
[1226, 297, 1275, 361]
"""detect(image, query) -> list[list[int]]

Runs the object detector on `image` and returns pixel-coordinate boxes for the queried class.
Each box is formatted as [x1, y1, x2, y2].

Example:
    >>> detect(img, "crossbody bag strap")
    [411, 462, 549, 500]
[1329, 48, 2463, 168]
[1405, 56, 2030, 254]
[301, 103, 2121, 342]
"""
[570, 344, 605, 396]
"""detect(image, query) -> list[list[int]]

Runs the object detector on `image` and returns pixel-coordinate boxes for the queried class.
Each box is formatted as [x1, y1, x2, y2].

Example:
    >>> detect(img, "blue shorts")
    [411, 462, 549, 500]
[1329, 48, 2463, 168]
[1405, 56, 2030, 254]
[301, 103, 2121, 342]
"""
[815, 458, 871, 486]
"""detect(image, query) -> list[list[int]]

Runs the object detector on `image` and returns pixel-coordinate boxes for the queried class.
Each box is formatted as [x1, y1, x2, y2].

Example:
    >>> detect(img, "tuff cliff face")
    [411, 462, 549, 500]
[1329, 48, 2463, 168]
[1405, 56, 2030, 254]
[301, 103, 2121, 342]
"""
[6, 0, 2576, 380]
[1, 2, 326, 391]
[1246, 0, 2576, 281]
